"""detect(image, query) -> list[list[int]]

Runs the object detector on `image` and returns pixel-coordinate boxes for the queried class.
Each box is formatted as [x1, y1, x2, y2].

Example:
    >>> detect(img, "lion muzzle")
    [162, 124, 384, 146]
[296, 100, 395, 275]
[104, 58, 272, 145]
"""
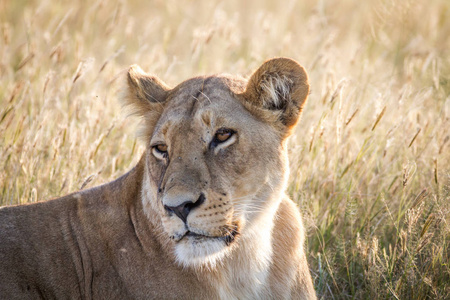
[163, 192, 205, 223]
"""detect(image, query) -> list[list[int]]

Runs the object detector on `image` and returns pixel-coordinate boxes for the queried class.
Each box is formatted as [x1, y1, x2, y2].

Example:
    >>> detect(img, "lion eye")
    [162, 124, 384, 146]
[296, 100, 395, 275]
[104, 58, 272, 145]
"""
[155, 144, 168, 152]
[152, 144, 168, 159]
[214, 128, 233, 143]
[210, 128, 236, 151]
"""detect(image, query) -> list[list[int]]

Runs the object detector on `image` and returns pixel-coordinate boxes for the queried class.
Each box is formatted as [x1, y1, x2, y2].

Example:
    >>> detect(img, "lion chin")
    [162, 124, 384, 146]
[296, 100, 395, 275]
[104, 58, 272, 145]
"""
[173, 228, 240, 268]
[175, 237, 230, 268]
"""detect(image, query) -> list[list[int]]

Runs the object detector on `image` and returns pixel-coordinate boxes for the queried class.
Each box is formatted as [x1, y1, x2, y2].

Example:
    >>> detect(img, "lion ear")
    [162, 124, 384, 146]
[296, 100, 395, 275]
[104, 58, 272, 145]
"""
[123, 64, 171, 116]
[241, 58, 310, 131]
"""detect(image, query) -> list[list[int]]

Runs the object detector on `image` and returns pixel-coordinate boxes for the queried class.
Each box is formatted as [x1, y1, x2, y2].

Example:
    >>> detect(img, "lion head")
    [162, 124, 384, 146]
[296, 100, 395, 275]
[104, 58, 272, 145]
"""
[124, 58, 309, 268]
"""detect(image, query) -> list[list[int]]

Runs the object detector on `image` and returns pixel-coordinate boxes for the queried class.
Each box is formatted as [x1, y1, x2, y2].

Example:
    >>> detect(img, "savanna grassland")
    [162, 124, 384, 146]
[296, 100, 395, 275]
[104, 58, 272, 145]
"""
[0, 0, 449, 298]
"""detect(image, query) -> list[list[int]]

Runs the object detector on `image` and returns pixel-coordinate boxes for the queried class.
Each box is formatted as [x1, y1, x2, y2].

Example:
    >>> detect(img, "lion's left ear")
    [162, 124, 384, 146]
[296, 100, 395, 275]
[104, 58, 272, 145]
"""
[240, 58, 310, 133]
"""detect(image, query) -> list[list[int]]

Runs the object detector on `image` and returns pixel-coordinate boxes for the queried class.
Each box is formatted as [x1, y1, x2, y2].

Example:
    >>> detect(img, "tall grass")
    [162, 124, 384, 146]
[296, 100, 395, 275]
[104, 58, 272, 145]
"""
[1, 0, 449, 298]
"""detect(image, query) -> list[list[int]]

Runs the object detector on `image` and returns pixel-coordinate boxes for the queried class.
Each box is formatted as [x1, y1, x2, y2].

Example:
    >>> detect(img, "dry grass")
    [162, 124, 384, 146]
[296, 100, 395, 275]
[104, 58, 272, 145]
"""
[1, 0, 449, 298]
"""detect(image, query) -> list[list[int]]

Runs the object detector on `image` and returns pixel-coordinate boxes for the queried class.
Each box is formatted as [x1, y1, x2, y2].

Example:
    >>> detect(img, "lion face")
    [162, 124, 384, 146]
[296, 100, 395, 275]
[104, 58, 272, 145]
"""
[125, 58, 309, 268]
[144, 77, 286, 267]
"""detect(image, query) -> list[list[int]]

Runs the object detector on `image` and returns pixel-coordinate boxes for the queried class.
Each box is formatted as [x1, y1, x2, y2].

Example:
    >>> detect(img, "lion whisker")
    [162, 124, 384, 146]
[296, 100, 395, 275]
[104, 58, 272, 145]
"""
[199, 91, 212, 104]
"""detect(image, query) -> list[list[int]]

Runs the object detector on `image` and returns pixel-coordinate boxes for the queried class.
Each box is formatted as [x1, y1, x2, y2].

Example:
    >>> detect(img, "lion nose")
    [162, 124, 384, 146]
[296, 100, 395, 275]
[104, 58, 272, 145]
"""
[164, 193, 205, 223]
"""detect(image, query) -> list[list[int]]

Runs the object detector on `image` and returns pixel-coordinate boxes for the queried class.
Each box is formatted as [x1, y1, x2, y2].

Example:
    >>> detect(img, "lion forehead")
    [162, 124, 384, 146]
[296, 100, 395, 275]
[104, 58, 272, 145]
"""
[166, 75, 245, 108]
[154, 76, 251, 135]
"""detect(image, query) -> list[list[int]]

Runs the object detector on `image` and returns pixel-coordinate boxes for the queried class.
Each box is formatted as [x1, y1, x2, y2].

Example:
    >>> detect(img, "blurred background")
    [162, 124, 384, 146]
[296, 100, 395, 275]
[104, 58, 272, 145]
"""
[0, 0, 449, 298]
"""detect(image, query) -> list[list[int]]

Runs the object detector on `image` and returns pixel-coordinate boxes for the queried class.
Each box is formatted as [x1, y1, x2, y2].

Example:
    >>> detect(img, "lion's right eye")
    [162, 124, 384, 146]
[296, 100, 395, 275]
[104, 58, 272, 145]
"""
[152, 144, 168, 160]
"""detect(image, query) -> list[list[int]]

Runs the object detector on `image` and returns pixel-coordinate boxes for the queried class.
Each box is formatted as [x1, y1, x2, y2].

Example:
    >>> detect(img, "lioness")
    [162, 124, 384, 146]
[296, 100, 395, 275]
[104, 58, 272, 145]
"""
[0, 58, 316, 299]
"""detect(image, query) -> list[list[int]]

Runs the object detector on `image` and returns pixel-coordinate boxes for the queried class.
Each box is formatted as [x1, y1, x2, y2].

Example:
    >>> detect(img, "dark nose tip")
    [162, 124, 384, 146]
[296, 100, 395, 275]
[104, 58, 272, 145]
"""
[164, 193, 205, 223]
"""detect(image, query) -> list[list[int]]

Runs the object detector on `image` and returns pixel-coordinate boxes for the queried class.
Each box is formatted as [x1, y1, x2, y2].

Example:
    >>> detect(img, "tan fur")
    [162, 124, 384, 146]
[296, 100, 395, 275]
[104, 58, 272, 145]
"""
[0, 58, 316, 299]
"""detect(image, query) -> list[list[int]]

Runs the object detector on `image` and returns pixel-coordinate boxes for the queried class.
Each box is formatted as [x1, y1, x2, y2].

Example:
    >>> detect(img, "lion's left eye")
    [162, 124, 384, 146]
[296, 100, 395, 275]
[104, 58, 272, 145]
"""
[213, 128, 234, 144]
[210, 128, 236, 151]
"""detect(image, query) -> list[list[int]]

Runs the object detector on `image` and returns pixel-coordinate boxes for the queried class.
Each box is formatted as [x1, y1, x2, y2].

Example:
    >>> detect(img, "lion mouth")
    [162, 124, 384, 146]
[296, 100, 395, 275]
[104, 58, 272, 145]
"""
[182, 229, 239, 246]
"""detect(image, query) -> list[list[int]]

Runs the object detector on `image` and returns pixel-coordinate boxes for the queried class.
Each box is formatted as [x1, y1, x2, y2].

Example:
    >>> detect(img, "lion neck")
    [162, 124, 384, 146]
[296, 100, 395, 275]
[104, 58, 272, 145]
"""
[203, 202, 279, 299]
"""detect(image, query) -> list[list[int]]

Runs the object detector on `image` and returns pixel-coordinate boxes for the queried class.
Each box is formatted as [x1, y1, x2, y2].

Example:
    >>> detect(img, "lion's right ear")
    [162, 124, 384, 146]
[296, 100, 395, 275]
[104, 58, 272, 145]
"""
[123, 65, 171, 116]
